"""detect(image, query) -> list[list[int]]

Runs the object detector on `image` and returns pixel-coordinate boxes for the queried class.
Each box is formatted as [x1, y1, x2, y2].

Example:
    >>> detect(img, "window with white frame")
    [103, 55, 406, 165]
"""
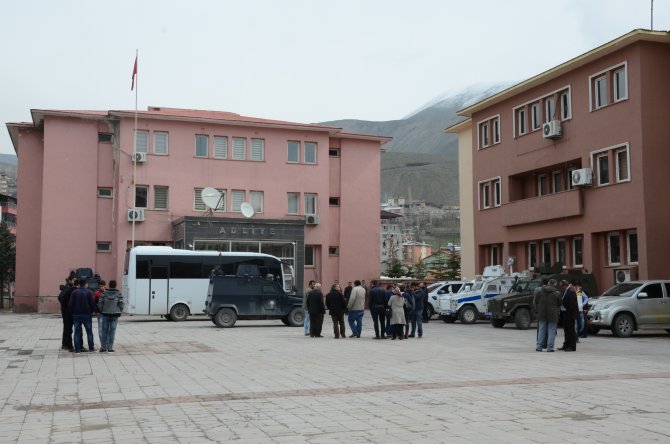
[304, 193, 317, 214]
[135, 185, 148, 208]
[97, 187, 113, 198]
[479, 177, 501, 209]
[287, 192, 300, 214]
[481, 183, 490, 209]
[614, 67, 627, 102]
[556, 239, 566, 267]
[305, 245, 316, 267]
[135, 130, 149, 154]
[528, 242, 537, 269]
[615, 148, 630, 182]
[287, 141, 300, 163]
[538, 174, 548, 196]
[531, 103, 541, 130]
[560, 90, 571, 120]
[552, 171, 562, 193]
[477, 115, 501, 148]
[608, 232, 621, 265]
[627, 230, 638, 263]
[194, 188, 225, 211]
[492, 117, 500, 143]
[304, 142, 317, 164]
[542, 240, 551, 264]
[250, 191, 264, 213]
[596, 153, 610, 186]
[517, 108, 527, 136]
[493, 180, 501, 206]
[195, 134, 208, 158]
[214, 136, 228, 159]
[572, 237, 583, 267]
[153, 186, 168, 210]
[590, 63, 627, 110]
[250, 139, 264, 161]
[545, 96, 555, 122]
[96, 242, 112, 253]
[231, 190, 245, 212]
[594, 76, 608, 109]
[480, 121, 489, 148]
[329, 148, 340, 157]
[154, 132, 168, 155]
[232, 137, 246, 160]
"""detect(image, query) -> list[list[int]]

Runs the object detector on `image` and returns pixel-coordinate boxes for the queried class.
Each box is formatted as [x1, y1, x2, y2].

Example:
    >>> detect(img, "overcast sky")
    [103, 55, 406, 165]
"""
[1, 0, 668, 155]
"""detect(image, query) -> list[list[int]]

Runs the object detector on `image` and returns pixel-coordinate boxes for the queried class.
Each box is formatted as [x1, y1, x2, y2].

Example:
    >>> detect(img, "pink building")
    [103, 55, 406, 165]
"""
[6, 107, 390, 313]
[448, 29, 670, 293]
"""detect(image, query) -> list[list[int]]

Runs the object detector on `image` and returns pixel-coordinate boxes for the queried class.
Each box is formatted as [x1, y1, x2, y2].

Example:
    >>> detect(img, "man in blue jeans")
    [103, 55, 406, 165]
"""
[347, 280, 365, 337]
[302, 280, 315, 336]
[69, 279, 96, 353]
[98, 279, 124, 352]
[410, 283, 424, 338]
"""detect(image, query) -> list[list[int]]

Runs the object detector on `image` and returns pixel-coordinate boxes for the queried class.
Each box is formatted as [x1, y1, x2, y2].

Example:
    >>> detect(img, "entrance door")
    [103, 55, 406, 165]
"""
[149, 265, 169, 315]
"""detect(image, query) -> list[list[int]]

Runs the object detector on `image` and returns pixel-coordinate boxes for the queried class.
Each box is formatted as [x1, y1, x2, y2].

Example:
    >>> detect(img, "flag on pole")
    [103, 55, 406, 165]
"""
[131, 55, 138, 90]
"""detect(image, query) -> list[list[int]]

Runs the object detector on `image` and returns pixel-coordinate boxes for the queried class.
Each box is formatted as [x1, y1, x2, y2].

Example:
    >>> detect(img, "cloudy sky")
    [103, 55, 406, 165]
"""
[1, 0, 668, 155]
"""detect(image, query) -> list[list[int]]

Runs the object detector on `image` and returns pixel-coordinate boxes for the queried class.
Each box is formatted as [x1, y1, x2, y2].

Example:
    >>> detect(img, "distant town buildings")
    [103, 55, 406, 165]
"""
[0, 192, 16, 236]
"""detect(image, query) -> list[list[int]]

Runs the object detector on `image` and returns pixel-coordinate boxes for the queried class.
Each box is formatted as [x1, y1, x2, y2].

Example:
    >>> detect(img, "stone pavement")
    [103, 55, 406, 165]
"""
[1, 311, 670, 443]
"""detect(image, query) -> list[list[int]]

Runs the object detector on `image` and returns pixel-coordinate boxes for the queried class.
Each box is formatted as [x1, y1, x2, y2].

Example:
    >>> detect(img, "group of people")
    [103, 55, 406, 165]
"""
[303, 279, 430, 340]
[58, 273, 124, 354]
[533, 278, 589, 352]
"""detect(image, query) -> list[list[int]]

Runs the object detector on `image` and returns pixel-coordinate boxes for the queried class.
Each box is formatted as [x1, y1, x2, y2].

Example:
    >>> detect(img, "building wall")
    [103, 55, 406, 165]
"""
[456, 122, 475, 278]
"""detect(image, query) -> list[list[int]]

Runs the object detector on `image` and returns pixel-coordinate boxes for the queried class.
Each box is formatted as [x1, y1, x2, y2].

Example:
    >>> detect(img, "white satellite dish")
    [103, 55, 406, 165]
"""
[202, 187, 222, 210]
[240, 202, 255, 218]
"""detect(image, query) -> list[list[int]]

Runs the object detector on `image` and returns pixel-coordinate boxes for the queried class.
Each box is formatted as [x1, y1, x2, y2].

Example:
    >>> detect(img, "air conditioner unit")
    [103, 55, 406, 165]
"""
[542, 120, 562, 139]
[133, 152, 147, 163]
[571, 168, 593, 187]
[614, 266, 638, 284]
[305, 214, 320, 225]
[127, 208, 145, 222]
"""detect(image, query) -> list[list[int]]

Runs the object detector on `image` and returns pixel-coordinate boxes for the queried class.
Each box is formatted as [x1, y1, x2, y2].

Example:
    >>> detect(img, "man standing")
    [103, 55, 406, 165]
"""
[533, 278, 561, 352]
[420, 282, 430, 322]
[58, 274, 76, 351]
[343, 281, 353, 306]
[302, 280, 316, 336]
[69, 279, 96, 353]
[559, 280, 579, 351]
[93, 280, 106, 351]
[347, 280, 365, 338]
[410, 283, 424, 338]
[306, 283, 325, 337]
[368, 280, 387, 339]
[97, 280, 124, 352]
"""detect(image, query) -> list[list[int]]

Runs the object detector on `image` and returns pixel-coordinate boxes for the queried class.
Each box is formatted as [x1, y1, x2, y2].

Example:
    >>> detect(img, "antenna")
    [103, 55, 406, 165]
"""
[240, 202, 255, 218]
[201, 187, 223, 211]
[651, 0, 654, 30]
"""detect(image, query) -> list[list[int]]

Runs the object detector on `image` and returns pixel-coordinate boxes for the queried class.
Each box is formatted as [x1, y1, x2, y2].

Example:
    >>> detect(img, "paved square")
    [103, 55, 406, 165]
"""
[1, 311, 669, 443]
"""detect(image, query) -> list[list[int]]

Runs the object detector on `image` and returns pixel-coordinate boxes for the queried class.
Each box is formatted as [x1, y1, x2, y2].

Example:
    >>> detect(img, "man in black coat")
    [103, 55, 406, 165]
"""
[558, 280, 579, 351]
[58, 274, 76, 351]
[368, 280, 388, 339]
[306, 282, 326, 337]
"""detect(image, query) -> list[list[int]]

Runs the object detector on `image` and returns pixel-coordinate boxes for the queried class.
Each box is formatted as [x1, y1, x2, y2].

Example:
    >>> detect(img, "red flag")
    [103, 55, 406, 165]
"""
[131, 55, 138, 91]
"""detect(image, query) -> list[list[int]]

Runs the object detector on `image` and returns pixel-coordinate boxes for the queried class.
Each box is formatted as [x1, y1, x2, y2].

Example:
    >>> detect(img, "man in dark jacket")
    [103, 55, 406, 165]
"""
[559, 280, 579, 351]
[325, 283, 347, 338]
[306, 282, 325, 337]
[420, 282, 430, 322]
[410, 282, 425, 338]
[368, 280, 387, 339]
[533, 278, 561, 352]
[69, 279, 96, 353]
[97, 280, 124, 353]
[58, 274, 76, 351]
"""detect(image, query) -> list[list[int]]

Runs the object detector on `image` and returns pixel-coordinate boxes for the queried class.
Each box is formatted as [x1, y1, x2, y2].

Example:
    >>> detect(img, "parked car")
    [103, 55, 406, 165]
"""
[426, 281, 466, 318]
[487, 279, 541, 329]
[587, 280, 670, 337]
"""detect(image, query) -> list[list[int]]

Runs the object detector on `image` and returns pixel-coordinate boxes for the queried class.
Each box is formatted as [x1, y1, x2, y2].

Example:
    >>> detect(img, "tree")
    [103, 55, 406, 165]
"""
[445, 253, 461, 281]
[386, 257, 405, 278]
[412, 258, 427, 280]
[0, 222, 16, 309]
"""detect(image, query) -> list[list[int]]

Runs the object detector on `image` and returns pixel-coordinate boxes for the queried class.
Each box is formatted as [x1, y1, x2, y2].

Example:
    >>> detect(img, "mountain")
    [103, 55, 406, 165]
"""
[0, 153, 17, 166]
[321, 83, 512, 206]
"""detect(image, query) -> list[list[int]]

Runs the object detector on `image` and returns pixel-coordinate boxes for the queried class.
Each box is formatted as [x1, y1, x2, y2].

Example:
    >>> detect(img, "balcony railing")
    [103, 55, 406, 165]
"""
[502, 189, 582, 227]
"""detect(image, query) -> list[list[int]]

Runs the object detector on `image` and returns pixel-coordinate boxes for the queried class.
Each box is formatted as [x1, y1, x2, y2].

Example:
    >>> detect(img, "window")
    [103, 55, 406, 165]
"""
[96, 242, 112, 253]
[250, 139, 264, 161]
[556, 239, 566, 267]
[154, 132, 168, 155]
[97, 187, 113, 198]
[552, 171, 562, 193]
[493, 180, 501, 207]
[545, 97, 555, 122]
[154, 186, 168, 210]
[490, 245, 499, 266]
[195, 134, 208, 158]
[214, 136, 228, 159]
[615, 148, 629, 182]
[328, 246, 339, 256]
[492, 117, 500, 143]
[531, 103, 541, 130]
[98, 133, 113, 143]
[627, 230, 638, 263]
[480, 121, 489, 147]
[329, 148, 340, 157]
[304, 193, 317, 214]
[478, 115, 500, 147]
[572, 237, 583, 267]
[135, 185, 148, 208]
[595, 76, 608, 108]
[232, 137, 246, 160]
[135, 130, 149, 153]
[287, 141, 300, 163]
[250, 191, 264, 213]
[517, 108, 526, 135]
[560, 90, 571, 120]
[481, 183, 490, 209]
[305, 245, 316, 267]
[608, 232, 621, 265]
[528, 242, 537, 269]
[194, 188, 225, 212]
[231, 190, 245, 212]
[538, 174, 548, 196]
[596, 153, 610, 186]
[329, 197, 340, 206]
[287, 193, 299, 214]
[479, 178, 501, 209]
[614, 68, 627, 102]
[542, 240, 551, 264]
[642, 283, 663, 299]
[304, 142, 317, 164]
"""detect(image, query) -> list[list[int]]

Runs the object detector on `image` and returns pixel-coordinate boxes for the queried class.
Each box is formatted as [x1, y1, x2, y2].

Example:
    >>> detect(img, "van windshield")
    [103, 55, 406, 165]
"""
[602, 283, 642, 297]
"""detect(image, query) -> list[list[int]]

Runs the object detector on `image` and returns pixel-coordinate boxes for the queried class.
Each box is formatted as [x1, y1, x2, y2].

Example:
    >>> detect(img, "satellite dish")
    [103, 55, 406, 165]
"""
[201, 187, 222, 210]
[240, 202, 255, 218]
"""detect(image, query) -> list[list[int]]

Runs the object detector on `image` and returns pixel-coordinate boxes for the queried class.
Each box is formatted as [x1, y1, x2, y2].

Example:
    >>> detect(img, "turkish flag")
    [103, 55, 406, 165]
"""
[131, 55, 137, 91]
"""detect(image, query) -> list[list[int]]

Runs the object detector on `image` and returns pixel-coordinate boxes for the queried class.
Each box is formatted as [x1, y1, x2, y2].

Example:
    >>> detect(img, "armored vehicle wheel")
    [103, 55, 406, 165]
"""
[287, 307, 304, 327]
[280, 315, 290, 325]
[611, 313, 634, 337]
[441, 315, 456, 323]
[169, 304, 189, 322]
[214, 308, 237, 328]
[514, 308, 531, 330]
[490, 318, 506, 328]
[459, 306, 478, 324]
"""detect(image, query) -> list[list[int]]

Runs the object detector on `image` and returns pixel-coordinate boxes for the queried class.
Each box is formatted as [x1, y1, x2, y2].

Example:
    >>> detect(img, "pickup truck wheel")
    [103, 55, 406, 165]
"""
[287, 307, 304, 327]
[490, 318, 506, 328]
[514, 308, 531, 330]
[459, 306, 478, 324]
[426, 305, 435, 319]
[611, 313, 634, 337]
[213, 308, 237, 328]
[587, 326, 600, 335]
[169, 304, 189, 322]
[441, 316, 456, 323]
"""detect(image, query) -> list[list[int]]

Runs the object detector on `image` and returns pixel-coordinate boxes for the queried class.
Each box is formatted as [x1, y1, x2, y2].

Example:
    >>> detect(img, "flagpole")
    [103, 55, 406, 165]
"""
[132, 49, 138, 249]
